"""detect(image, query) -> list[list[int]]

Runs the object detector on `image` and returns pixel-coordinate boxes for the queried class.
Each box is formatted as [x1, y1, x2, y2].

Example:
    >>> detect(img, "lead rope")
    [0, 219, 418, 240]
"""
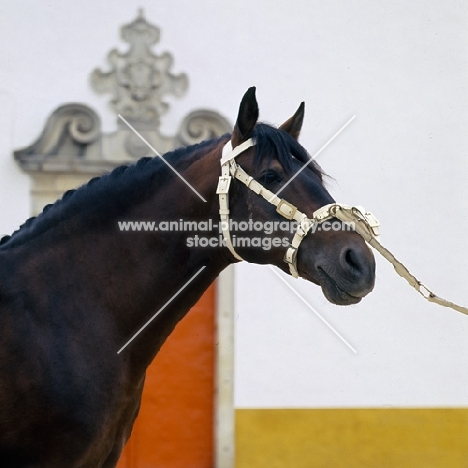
[313, 204, 468, 316]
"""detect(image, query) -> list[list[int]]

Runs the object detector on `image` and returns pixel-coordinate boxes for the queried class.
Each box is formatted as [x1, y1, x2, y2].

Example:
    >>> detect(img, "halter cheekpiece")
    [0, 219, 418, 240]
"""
[217, 138, 315, 277]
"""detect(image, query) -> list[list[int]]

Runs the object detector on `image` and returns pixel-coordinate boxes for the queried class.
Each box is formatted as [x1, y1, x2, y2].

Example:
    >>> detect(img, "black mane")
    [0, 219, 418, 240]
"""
[0, 137, 222, 249]
[0, 124, 323, 249]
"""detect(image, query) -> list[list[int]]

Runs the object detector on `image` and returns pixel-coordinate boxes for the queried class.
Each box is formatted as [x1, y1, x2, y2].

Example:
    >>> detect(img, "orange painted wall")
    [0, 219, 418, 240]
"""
[117, 283, 216, 468]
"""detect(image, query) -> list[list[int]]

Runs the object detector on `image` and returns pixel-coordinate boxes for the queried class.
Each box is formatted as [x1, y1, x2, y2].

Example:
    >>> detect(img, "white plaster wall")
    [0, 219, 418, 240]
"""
[0, 0, 467, 408]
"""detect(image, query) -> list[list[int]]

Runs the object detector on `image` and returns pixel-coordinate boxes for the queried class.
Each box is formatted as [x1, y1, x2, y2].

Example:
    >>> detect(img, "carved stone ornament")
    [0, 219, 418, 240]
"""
[15, 9, 232, 176]
[14, 104, 105, 173]
[90, 9, 188, 128]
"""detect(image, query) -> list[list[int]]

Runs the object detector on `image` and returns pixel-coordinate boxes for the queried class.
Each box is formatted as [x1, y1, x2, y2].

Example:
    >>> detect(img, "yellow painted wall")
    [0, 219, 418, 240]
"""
[236, 409, 468, 468]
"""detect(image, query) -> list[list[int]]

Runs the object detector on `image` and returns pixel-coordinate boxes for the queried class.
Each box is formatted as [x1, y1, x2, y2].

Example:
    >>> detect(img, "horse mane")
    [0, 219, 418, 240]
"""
[0, 137, 223, 249]
[0, 123, 324, 249]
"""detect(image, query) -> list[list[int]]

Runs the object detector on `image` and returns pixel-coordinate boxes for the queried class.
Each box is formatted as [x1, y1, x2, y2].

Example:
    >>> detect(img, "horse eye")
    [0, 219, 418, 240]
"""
[261, 171, 282, 184]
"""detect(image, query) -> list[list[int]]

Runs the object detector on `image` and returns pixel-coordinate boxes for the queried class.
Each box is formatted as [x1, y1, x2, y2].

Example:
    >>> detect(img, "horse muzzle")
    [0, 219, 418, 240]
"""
[314, 238, 376, 306]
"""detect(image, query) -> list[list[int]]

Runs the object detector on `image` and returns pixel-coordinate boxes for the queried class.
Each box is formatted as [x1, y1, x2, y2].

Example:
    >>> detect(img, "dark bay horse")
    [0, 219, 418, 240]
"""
[0, 88, 375, 467]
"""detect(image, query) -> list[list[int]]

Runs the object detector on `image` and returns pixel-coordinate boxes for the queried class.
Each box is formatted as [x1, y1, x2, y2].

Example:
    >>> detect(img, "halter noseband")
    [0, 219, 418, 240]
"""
[216, 138, 315, 277]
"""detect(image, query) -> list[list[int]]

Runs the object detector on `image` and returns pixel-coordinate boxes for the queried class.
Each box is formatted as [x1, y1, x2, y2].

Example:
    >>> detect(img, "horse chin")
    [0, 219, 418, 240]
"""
[321, 284, 362, 306]
[298, 268, 361, 305]
[317, 269, 362, 306]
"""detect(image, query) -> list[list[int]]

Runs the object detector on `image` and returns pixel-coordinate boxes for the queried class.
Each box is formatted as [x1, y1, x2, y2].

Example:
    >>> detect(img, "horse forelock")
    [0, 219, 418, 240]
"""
[252, 123, 324, 180]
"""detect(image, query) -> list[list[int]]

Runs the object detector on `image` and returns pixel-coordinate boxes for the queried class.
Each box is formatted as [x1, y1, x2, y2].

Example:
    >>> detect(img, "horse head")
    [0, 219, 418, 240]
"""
[218, 87, 375, 305]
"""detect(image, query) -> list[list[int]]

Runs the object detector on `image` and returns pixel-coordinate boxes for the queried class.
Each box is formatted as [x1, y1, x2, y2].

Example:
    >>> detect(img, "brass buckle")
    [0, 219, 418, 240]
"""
[284, 246, 298, 265]
[276, 199, 297, 220]
[216, 176, 231, 194]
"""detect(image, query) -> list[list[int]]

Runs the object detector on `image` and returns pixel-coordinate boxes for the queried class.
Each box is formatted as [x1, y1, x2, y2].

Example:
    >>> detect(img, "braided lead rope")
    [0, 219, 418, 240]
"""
[313, 204, 468, 316]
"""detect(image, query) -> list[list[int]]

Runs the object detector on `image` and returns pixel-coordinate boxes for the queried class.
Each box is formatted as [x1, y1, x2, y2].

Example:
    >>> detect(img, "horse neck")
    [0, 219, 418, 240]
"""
[11, 143, 229, 374]
[102, 145, 229, 370]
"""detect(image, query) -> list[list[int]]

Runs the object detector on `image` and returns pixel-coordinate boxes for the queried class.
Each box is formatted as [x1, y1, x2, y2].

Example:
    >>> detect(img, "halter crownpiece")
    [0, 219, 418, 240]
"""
[217, 139, 468, 316]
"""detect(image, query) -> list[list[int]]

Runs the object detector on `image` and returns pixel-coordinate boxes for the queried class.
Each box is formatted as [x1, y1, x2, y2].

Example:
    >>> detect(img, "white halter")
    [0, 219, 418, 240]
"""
[216, 138, 468, 315]
[216, 138, 315, 277]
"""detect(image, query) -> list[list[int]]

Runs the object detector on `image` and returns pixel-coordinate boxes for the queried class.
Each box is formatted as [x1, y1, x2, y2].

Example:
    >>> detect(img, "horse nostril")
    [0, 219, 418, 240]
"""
[341, 248, 363, 276]
[331, 242, 375, 298]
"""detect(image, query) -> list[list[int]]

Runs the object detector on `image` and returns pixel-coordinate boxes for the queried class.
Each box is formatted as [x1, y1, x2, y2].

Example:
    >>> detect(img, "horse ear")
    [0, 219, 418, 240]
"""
[279, 102, 305, 140]
[232, 87, 259, 147]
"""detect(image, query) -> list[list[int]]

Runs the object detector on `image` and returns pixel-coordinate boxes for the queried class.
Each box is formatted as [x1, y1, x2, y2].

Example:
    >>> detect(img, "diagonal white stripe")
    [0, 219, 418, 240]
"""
[118, 114, 207, 202]
[268, 266, 357, 353]
[272, 115, 356, 199]
[117, 266, 207, 354]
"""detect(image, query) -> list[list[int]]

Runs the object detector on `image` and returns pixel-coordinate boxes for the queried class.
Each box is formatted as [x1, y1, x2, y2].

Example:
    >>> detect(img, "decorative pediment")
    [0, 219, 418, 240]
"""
[15, 10, 231, 174]
[14, 104, 104, 173]
[90, 9, 188, 128]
